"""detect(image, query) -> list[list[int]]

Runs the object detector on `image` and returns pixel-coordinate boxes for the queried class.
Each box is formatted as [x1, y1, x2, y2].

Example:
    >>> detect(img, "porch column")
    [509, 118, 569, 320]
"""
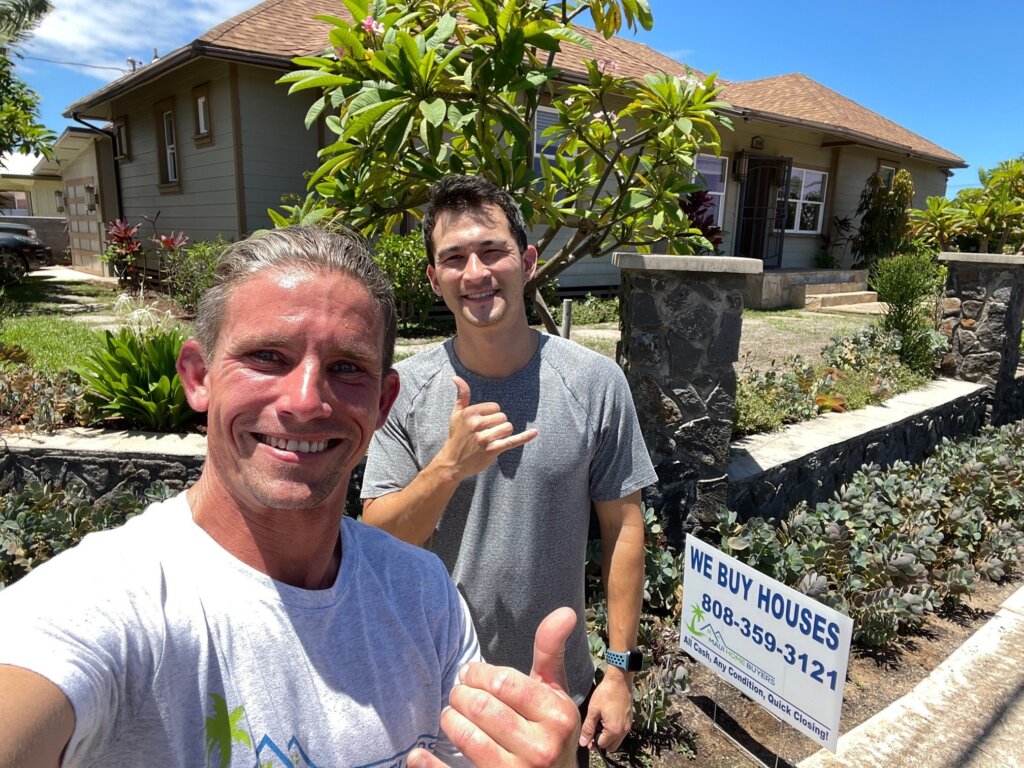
[613, 253, 762, 547]
[938, 253, 1024, 426]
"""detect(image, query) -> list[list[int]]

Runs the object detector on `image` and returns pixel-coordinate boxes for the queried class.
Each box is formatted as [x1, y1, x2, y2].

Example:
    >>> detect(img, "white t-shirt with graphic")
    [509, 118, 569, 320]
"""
[0, 493, 479, 767]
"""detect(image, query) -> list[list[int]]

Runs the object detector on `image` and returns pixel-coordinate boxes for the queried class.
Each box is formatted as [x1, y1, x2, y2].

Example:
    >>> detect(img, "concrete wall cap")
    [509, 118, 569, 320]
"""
[612, 253, 764, 274]
[939, 252, 1024, 267]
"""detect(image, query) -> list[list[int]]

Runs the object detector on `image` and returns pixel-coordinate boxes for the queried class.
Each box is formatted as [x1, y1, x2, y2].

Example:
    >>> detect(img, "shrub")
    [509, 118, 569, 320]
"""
[163, 238, 225, 315]
[373, 232, 437, 327]
[0, 481, 173, 587]
[76, 325, 198, 432]
[0, 364, 93, 431]
[870, 250, 946, 375]
[715, 421, 1024, 647]
[550, 294, 620, 326]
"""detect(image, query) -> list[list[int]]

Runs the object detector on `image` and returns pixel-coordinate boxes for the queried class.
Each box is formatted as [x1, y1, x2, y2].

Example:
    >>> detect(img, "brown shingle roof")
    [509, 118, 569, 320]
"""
[722, 73, 964, 166]
[69, 1, 959, 167]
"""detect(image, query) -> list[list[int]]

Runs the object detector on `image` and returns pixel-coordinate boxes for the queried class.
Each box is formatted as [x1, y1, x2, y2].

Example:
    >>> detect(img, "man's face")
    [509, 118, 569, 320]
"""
[179, 269, 399, 516]
[426, 203, 537, 331]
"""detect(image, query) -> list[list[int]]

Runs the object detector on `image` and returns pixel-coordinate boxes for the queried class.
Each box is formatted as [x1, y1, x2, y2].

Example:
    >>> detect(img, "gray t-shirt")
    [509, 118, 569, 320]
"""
[363, 333, 657, 701]
[0, 493, 479, 767]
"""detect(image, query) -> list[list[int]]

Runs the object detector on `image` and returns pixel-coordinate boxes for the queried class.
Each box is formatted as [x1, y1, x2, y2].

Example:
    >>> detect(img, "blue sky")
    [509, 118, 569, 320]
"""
[8, 0, 1023, 193]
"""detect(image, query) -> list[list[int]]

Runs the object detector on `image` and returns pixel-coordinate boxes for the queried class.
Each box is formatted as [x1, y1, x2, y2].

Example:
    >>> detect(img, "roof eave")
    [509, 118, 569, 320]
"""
[725, 106, 967, 169]
[62, 42, 295, 119]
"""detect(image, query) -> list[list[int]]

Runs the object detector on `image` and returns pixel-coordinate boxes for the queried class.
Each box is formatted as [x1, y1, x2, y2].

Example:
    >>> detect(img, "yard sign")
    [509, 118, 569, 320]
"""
[681, 535, 853, 752]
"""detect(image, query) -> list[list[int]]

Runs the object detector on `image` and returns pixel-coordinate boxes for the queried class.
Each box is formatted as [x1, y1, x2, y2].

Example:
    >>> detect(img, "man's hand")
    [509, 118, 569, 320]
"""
[579, 670, 634, 753]
[437, 376, 537, 481]
[408, 608, 580, 768]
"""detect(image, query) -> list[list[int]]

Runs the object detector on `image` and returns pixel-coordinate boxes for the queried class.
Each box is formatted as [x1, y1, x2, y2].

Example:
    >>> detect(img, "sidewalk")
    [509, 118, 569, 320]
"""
[798, 584, 1024, 768]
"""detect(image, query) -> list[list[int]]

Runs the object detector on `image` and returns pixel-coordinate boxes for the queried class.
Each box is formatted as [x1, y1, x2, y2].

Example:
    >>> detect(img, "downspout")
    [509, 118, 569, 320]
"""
[71, 113, 124, 220]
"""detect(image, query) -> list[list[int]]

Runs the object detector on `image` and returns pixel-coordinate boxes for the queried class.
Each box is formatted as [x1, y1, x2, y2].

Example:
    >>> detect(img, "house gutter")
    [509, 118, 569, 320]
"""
[719, 106, 966, 169]
[70, 114, 124, 221]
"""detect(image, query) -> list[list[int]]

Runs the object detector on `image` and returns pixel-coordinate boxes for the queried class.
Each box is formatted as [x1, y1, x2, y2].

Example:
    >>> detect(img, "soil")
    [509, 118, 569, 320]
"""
[597, 575, 1022, 768]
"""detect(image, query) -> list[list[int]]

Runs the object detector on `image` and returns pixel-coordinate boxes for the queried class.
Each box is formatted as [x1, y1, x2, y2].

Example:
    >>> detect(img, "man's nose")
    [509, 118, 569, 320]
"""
[279, 359, 332, 419]
[464, 252, 489, 280]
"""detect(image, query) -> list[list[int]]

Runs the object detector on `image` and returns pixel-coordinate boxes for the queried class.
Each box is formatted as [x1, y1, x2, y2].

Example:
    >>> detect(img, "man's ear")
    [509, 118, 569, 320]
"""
[177, 339, 211, 413]
[376, 369, 401, 429]
[523, 244, 539, 281]
[426, 264, 442, 297]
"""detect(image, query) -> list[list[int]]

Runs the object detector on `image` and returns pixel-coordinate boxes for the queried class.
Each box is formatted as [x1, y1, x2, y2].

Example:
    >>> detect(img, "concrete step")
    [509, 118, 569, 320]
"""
[802, 280, 869, 295]
[805, 290, 879, 310]
[782, 269, 869, 287]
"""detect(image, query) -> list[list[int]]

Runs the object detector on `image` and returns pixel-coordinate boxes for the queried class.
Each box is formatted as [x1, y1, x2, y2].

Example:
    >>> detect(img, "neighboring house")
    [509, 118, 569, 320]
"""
[61, 0, 964, 289]
[0, 152, 69, 262]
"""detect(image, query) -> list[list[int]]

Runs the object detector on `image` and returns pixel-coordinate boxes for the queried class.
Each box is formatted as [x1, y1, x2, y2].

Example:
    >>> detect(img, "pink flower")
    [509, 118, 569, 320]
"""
[596, 58, 619, 74]
[361, 16, 384, 35]
[157, 232, 189, 251]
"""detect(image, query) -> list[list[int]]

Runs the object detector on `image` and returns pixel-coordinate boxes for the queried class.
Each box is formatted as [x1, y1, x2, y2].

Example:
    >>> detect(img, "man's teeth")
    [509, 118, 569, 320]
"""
[262, 436, 331, 453]
[467, 290, 496, 299]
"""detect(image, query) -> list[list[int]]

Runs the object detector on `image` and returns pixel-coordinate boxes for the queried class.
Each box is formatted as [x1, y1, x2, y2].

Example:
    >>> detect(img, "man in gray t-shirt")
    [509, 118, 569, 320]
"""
[363, 175, 657, 760]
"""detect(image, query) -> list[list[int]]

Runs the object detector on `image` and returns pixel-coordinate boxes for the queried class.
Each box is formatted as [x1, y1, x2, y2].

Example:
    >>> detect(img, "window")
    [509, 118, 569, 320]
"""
[112, 118, 130, 160]
[0, 190, 29, 215]
[878, 164, 896, 190]
[534, 105, 560, 173]
[154, 98, 180, 191]
[694, 154, 728, 227]
[192, 83, 213, 147]
[785, 167, 827, 234]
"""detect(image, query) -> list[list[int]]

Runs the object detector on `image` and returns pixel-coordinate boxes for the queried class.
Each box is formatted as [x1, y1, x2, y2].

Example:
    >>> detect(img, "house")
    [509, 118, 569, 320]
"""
[61, 0, 964, 293]
[0, 151, 69, 261]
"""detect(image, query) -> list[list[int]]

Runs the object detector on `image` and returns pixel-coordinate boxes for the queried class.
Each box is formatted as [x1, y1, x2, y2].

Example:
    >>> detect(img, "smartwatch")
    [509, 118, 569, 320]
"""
[605, 648, 644, 672]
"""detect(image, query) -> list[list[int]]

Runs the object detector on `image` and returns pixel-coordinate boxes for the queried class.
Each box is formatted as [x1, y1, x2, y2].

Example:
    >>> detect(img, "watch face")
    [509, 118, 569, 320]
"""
[625, 650, 644, 672]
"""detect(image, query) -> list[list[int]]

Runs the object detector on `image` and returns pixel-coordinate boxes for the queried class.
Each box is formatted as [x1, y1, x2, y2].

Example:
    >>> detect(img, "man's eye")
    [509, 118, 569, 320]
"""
[253, 351, 279, 362]
[332, 362, 361, 374]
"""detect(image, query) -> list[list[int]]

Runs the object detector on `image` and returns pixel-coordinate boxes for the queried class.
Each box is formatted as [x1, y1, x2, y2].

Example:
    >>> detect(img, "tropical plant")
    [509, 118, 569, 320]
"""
[679, 189, 723, 253]
[163, 238, 225, 315]
[277, 0, 731, 333]
[373, 232, 436, 326]
[908, 196, 966, 252]
[101, 219, 145, 289]
[76, 324, 198, 432]
[0, 0, 55, 159]
[869, 249, 946, 375]
[850, 169, 914, 268]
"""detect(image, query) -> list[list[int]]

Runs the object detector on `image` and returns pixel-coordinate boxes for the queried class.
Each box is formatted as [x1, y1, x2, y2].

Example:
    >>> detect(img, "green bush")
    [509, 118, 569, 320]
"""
[0, 481, 173, 587]
[715, 421, 1024, 647]
[550, 294, 620, 326]
[373, 233, 437, 327]
[76, 325, 198, 432]
[163, 238, 225, 315]
[870, 250, 946, 375]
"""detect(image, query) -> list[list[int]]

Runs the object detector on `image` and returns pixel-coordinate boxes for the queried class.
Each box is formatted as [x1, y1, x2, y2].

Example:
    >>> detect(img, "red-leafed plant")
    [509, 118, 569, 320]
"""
[101, 219, 144, 289]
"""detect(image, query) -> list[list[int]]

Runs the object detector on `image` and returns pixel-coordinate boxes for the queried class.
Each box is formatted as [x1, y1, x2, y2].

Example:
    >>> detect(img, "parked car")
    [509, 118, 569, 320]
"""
[0, 229, 52, 283]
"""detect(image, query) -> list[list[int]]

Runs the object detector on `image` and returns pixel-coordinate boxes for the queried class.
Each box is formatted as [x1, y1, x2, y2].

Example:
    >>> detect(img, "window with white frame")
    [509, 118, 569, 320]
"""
[112, 118, 130, 160]
[154, 97, 179, 189]
[878, 164, 896, 189]
[192, 82, 213, 147]
[694, 153, 728, 227]
[534, 105, 560, 173]
[785, 167, 827, 233]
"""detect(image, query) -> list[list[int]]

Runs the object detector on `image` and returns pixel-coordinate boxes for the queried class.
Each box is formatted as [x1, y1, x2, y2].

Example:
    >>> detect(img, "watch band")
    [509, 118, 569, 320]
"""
[605, 648, 643, 672]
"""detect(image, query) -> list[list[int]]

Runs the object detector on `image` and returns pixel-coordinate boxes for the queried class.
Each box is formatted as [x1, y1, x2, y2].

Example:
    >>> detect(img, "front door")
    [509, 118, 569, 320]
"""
[734, 155, 792, 269]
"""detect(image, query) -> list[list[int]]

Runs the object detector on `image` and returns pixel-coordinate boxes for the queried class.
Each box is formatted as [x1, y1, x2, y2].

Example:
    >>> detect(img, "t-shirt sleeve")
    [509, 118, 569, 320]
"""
[361, 385, 423, 500]
[0, 545, 159, 762]
[431, 583, 481, 766]
[590, 359, 658, 502]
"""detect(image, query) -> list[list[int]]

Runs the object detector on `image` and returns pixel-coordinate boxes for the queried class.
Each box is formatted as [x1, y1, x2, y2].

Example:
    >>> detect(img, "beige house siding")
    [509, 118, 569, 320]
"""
[60, 141, 109, 274]
[109, 59, 239, 244]
[236, 65, 319, 233]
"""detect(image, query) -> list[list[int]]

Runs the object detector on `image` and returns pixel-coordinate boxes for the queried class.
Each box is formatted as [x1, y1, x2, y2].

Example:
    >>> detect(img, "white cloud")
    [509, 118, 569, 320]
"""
[0, 152, 45, 174]
[661, 48, 694, 62]
[24, 0, 254, 81]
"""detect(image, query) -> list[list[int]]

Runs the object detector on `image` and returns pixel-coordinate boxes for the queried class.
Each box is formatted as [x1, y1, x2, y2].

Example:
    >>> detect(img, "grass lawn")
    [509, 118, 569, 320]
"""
[3, 277, 118, 315]
[1, 316, 105, 373]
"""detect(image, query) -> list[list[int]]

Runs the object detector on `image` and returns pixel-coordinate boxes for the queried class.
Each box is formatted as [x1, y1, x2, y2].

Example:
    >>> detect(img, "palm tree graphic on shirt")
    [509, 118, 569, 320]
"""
[205, 693, 252, 768]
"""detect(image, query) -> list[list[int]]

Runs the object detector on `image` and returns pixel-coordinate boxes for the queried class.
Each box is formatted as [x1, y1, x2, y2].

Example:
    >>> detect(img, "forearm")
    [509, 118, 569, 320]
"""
[598, 495, 646, 663]
[362, 453, 465, 546]
[0, 665, 74, 768]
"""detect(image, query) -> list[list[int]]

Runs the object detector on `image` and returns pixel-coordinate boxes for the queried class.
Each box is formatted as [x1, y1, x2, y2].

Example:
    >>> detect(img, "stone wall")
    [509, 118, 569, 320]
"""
[614, 253, 761, 546]
[0, 430, 205, 504]
[939, 253, 1024, 426]
[728, 379, 990, 521]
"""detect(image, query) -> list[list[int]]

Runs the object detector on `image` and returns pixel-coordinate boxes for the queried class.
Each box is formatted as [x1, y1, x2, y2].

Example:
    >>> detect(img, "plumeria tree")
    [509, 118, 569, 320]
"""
[0, 0, 55, 161]
[277, 0, 730, 332]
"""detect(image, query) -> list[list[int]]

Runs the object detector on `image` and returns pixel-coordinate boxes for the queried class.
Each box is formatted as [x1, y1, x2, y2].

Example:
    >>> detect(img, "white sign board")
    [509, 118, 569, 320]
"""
[680, 535, 853, 752]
